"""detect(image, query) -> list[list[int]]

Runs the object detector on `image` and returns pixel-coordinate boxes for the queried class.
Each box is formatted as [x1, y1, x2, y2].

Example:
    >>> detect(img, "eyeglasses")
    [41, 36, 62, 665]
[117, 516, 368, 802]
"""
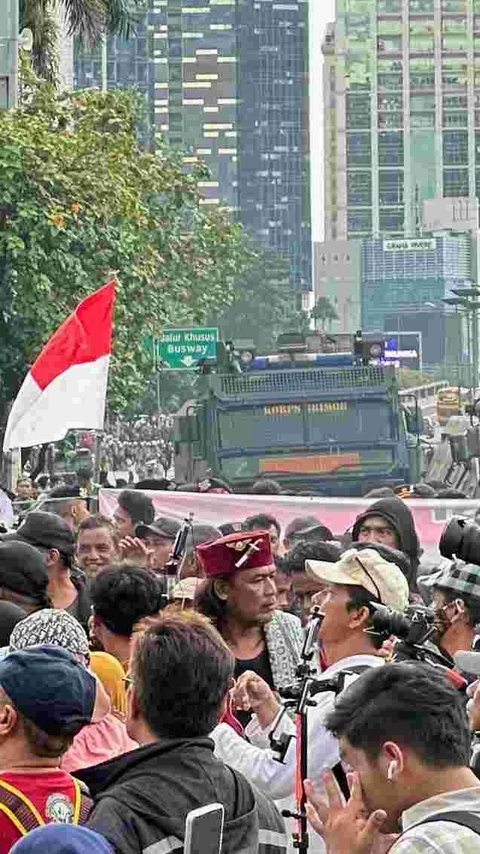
[122, 674, 134, 687]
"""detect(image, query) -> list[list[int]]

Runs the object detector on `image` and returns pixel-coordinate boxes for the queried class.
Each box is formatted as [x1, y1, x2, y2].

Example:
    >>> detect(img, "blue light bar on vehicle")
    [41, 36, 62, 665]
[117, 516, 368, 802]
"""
[248, 353, 357, 370]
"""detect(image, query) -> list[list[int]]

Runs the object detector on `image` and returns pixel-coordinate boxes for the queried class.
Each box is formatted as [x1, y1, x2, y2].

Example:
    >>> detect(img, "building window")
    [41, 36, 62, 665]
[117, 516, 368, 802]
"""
[442, 1, 467, 14]
[347, 132, 371, 167]
[409, 0, 434, 13]
[379, 171, 404, 205]
[377, 36, 401, 54]
[346, 94, 371, 129]
[348, 209, 372, 234]
[443, 168, 469, 196]
[443, 131, 468, 166]
[347, 171, 372, 206]
[379, 209, 404, 233]
[378, 0, 401, 10]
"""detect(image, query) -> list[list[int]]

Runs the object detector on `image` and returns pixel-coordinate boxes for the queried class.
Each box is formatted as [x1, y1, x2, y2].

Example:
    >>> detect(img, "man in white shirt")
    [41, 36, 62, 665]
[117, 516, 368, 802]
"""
[305, 664, 480, 853]
[212, 549, 409, 837]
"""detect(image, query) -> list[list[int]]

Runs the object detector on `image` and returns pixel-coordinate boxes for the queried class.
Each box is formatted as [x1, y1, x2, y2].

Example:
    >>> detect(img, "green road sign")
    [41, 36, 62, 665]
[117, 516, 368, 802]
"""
[157, 327, 219, 370]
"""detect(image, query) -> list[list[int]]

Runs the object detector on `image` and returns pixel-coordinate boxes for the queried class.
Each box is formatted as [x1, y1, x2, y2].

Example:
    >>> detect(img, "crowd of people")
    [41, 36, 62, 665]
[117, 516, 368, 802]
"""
[100, 414, 174, 484]
[0, 474, 478, 852]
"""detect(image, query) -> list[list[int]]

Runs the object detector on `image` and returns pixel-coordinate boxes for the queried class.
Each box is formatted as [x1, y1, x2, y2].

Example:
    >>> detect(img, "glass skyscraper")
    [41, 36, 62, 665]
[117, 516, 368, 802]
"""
[74, 18, 155, 147]
[74, 0, 311, 292]
[323, 0, 480, 241]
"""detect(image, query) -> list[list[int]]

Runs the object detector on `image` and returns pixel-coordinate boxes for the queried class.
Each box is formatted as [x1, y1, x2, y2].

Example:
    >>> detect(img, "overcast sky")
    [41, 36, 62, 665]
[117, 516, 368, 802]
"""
[310, 0, 336, 241]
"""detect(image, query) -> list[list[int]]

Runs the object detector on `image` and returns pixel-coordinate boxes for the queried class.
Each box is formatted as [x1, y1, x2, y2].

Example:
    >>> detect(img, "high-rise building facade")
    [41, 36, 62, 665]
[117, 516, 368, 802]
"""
[361, 234, 473, 364]
[74, 17, 155, 147]
[323, 0, 480, 242]
[235, 1, 311, 291]
[154, 0, 311, 292]
[151, 0, 240, 211]
[74, 0, 311, 292]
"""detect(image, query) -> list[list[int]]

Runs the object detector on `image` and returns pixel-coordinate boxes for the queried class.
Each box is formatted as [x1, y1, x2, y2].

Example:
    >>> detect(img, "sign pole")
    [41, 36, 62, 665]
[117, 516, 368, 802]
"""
[473, 303, 479, 400]
[0, 0, 19, 109]
[156, 369, 162, 415]
[153, 337, 162, 414]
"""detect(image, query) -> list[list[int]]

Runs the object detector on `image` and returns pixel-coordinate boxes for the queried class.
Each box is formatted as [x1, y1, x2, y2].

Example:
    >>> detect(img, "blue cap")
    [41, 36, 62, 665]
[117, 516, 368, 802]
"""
[10, 825, 115, 853]
[0, 645, 95, 735]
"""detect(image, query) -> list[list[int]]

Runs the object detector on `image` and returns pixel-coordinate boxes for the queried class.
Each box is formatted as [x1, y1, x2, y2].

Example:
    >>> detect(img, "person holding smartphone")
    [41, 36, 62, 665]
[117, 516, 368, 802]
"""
[78, 612, 287, 854]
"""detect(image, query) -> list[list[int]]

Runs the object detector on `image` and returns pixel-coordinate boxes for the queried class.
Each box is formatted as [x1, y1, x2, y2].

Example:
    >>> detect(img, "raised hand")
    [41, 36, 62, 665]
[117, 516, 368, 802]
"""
[304, 771, 388, 854]
[119, 536, 155, 568]
[230, 670, 280, 726]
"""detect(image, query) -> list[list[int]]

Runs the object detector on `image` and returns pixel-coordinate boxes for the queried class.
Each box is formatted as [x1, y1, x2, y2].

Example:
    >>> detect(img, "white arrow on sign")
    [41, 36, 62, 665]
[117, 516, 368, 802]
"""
[181, 355, 197, 367]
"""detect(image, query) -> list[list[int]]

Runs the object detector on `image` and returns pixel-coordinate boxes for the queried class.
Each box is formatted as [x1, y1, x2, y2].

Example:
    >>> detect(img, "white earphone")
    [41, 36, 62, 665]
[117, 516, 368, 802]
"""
[387, 760, 398, 781]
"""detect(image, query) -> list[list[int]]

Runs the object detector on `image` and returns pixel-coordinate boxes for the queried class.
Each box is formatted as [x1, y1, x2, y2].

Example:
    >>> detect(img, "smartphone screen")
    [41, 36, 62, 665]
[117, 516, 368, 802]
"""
[184, 803, 225, 854]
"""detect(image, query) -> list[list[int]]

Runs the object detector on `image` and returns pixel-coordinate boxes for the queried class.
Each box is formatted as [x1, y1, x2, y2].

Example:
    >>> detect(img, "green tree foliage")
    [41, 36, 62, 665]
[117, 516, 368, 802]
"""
[397, 368, 435, 389]
[213, 246, 310, 352]
[311, 295, 339, 330]
[20, 0, 141, 83]
[0, 74, 248, 412]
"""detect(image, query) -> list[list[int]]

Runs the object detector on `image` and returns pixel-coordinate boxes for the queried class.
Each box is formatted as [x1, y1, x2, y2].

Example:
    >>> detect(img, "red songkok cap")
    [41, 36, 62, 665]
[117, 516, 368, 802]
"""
[196, 530, 273, 578]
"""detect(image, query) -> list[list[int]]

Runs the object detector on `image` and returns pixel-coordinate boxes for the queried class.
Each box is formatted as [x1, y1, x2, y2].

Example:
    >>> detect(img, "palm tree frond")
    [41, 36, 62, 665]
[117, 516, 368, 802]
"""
[62, 0, 106, 43]
[106, 0, 143, 39]
[20, 0, 59, 83]
[20, 0, 145, 78]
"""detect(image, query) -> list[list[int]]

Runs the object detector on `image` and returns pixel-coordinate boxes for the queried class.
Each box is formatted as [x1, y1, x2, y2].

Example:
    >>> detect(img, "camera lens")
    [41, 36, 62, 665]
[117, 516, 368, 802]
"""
[369, 603, 412, 641]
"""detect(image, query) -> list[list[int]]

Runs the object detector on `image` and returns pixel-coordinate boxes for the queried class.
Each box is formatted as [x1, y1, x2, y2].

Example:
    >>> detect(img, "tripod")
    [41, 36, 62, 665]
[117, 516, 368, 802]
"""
[269, 609, 321, 853]
[269, 608, 356, 852]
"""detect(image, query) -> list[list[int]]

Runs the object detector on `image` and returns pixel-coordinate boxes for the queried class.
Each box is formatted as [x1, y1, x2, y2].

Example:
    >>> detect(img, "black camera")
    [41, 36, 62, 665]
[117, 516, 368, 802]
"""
[368, 602, 435, 647]
[440, 516, 480, 565]
[368, 602, 455, 670]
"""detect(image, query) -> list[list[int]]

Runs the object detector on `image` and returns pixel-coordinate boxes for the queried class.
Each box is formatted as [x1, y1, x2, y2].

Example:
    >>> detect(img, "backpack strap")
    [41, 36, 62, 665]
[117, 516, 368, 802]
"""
[0, 778, 45, 836]
[78, 793, 93, 825]
[71, 776, 93, 825]
[0, 775, 93, 838]
[328, 666, 372, 802]
[409, 810, 480, 836]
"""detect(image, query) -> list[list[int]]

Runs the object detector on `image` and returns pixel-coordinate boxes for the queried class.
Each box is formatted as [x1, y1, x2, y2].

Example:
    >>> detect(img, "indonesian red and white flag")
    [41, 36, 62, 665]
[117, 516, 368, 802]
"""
[3, 281, 115, 451]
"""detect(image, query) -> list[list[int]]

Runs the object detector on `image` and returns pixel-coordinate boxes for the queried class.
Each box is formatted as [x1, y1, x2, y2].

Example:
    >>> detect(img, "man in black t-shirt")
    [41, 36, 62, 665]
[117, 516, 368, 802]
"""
[195, 530, 303, 723]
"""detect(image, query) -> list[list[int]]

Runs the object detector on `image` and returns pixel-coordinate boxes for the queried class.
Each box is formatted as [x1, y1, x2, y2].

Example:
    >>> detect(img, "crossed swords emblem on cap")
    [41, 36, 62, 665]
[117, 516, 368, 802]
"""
[226, 537, 263, 569]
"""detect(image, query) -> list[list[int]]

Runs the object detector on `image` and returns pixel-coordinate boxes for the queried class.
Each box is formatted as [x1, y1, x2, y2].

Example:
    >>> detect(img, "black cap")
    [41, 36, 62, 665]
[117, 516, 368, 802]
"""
[0, 645, 95, 735]
[134, 479, 174, 491]
[135, 517, 181, 541]
[285, 517, 334, 543]
[4, 511, 75, 555]
[218, 522, 243, 536]
[0, 541, 49, 600]
[48, 485, 82, 499]
[185, 524, 222, 550]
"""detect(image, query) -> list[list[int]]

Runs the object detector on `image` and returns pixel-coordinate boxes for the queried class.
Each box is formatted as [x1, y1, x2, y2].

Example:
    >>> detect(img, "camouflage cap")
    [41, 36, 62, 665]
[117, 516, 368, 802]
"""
[433, 562, 480, 602]
[306, 547, 409, 612]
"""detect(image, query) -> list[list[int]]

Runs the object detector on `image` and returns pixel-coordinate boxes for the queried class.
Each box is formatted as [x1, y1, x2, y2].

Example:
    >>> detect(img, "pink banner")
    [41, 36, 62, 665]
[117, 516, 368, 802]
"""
[99, 490, 478, 555]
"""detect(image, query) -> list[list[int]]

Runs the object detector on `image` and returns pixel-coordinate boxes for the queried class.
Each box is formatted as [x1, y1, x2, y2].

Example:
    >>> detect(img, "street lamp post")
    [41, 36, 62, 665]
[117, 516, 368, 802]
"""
[0, 0, 19, 109]
[452, 287, 480, 402]
[473, 304, 480, 399]
[101, 34, 108, 92]
[442, 296, 463, 394]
